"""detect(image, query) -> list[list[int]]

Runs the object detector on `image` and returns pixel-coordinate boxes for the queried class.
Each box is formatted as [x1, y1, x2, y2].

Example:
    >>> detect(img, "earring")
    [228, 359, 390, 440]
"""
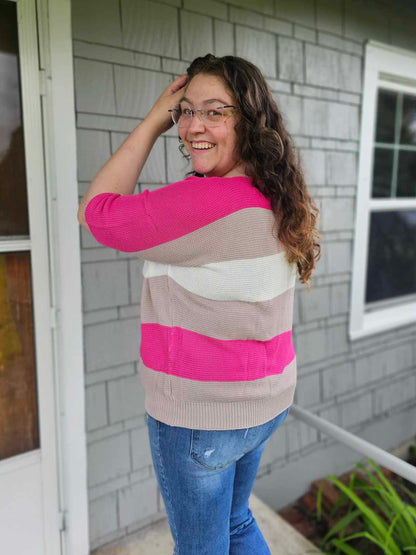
[178, 137, 190, 160]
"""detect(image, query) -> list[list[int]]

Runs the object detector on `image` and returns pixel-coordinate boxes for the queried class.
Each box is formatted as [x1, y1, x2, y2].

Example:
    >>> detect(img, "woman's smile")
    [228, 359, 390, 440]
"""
[191, 141, 216, 151]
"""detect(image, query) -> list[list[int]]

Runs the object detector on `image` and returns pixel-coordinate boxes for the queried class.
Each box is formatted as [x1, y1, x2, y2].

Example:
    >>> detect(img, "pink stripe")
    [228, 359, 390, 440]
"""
[84, 176, 271, 253]
[140, 323, 295, 382]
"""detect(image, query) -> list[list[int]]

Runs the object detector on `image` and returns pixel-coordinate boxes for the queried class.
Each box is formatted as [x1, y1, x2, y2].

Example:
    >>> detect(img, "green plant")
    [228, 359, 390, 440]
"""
[317, 458, 416, 554]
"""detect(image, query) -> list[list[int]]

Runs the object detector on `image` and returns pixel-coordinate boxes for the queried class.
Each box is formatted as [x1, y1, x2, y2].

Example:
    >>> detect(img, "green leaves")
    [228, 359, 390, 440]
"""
[318, 458, 416, 555]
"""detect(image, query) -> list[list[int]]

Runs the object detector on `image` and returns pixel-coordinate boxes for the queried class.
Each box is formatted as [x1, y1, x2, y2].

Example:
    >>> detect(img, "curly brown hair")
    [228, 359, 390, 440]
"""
[179, 54, 321, 292]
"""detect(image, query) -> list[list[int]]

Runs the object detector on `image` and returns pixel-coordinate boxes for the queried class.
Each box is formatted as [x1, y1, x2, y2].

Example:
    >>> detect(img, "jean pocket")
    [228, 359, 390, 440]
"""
[190, 428, 248, 471]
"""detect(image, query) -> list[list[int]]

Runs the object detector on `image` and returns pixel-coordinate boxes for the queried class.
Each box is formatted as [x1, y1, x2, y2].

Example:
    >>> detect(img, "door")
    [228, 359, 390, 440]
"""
[0, 0, 62, 553]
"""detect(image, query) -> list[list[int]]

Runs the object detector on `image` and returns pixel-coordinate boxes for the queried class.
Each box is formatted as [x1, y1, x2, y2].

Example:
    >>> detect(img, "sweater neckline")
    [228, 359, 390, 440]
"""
[185, 175, 252, 181]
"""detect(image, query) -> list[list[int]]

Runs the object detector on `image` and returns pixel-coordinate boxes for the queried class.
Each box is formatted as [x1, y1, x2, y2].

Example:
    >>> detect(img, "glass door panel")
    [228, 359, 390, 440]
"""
[0, 0, 39, 462]
[0, 0, 29, 236]
[0, 252, 39, 460]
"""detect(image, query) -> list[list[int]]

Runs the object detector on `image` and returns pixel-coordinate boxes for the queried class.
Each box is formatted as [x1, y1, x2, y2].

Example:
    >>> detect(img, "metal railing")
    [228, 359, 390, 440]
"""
[291, 404, 416, 485]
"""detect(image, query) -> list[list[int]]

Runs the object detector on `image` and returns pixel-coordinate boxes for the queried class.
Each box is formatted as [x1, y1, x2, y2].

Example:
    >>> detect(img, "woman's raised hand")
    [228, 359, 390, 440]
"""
[144, 74, 188, 136]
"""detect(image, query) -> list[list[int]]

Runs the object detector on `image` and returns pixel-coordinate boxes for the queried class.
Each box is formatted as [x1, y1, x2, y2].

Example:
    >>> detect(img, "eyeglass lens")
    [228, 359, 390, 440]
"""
[171, 107, 233, 127]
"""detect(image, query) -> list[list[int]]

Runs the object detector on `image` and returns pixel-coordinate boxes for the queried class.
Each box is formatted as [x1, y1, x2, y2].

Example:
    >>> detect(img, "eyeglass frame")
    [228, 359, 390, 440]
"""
[168, 105, 237, 127]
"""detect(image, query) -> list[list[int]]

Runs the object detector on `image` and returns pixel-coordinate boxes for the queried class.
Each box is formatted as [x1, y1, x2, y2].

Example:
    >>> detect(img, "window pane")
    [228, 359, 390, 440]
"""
[372, 147, 393, 197]
[0, 0, 29, 236]
[400, 93, 416, 145]
[0, 252, 39, 460]
[397, 150, 416, 197]
[375, 89, 397, 143]
[365, 211, 416, 303]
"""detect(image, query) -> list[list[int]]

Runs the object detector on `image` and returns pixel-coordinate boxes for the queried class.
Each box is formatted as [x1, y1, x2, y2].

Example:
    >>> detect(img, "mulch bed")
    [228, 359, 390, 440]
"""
[277, 447, 416, 553]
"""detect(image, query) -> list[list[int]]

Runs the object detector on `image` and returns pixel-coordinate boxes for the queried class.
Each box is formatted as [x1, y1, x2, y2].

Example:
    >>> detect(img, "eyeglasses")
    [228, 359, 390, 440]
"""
[168, 106, 236, 127]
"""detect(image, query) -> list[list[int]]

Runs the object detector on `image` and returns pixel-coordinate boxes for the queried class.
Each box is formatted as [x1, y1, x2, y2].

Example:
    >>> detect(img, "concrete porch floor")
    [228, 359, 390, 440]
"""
[92, 493, 322, 554]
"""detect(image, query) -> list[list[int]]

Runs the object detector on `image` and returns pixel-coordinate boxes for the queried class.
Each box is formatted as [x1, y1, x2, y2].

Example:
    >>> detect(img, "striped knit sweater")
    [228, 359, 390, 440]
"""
[85, 175, 297, 430]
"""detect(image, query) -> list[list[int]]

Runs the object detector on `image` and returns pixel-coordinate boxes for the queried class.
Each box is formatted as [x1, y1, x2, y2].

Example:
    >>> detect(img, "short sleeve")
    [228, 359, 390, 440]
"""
[84, 176, 270, 264]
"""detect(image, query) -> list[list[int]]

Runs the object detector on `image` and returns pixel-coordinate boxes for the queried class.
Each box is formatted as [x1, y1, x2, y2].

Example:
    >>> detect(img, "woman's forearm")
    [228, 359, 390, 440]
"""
[78, 73, 188, 230]
[77, 116, 160, 228]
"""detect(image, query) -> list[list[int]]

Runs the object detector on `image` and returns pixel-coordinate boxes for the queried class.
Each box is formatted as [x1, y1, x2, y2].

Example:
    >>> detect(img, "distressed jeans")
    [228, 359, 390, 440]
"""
[145, 407, 289, 555]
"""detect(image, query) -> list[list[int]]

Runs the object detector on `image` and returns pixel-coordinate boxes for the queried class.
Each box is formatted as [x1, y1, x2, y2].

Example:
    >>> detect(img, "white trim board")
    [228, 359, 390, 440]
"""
[37, 0, 89, 552]
[349, 40, 416, 340]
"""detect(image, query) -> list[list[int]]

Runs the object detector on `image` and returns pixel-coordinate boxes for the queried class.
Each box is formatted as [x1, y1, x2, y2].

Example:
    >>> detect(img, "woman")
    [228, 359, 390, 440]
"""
[78, 54, 321, 555]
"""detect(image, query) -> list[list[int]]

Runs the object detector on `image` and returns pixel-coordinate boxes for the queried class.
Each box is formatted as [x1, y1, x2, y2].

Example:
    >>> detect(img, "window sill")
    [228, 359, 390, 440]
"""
[349, 300, 416, 340]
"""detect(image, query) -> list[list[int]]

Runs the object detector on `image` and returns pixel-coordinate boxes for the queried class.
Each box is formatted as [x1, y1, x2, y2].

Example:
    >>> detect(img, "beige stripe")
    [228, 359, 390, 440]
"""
[141, 277, 295, 340]
[134, 207, 284, 265]
[139, 357, 297, 430]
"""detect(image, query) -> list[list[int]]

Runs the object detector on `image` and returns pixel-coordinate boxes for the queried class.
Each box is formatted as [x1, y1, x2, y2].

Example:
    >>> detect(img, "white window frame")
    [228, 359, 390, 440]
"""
[350, 40, 416, 340]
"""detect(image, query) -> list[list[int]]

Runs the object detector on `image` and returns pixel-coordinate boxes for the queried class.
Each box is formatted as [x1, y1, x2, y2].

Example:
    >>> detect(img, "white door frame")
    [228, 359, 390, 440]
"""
[3, 0, 89, 552]
[36, 0, 89, 552]
[1, 0, 62, 553]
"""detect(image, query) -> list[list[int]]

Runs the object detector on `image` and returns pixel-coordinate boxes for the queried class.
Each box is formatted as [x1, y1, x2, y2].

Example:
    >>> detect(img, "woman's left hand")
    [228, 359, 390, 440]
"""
[144, 74, 188, 136]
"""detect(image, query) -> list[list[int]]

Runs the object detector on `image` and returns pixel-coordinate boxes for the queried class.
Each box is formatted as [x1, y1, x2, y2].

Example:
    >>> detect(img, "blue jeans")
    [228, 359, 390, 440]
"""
[146, 407, 289, 555]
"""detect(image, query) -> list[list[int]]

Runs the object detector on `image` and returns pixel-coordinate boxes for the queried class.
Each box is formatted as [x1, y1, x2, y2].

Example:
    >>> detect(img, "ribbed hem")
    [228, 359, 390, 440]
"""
[144, 385, 296, 430]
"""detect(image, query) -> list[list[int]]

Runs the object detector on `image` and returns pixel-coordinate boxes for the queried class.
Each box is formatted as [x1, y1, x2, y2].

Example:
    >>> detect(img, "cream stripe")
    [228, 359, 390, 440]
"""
[143, 252, 297, 303]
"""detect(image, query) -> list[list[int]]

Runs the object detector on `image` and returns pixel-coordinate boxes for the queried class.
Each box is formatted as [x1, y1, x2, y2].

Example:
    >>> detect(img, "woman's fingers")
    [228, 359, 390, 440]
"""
[143, 74, 189, 136]
[166, 74, 188, 96]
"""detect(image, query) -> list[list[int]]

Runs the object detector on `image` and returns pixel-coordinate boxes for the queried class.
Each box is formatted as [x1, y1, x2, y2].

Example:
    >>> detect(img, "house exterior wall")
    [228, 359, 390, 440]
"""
[71, 0, 416, 550]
